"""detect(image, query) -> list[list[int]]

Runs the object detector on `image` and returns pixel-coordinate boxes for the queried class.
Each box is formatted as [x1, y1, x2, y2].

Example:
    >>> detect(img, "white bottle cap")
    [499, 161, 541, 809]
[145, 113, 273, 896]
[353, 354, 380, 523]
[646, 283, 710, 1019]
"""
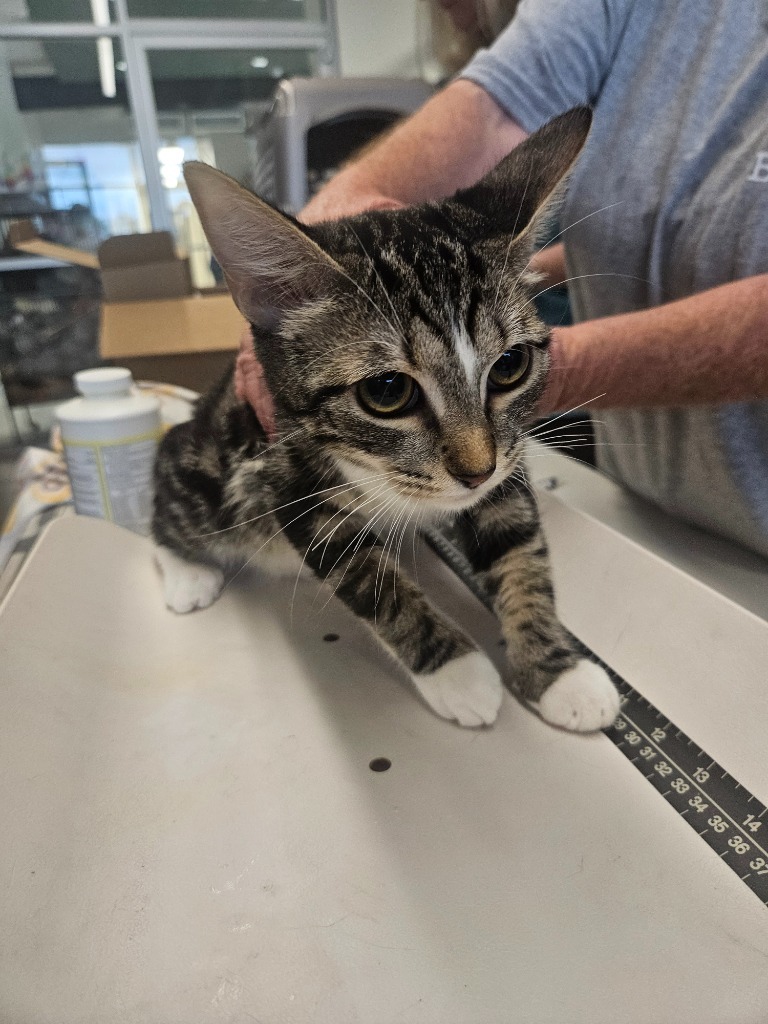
[74, 367, 134, 398]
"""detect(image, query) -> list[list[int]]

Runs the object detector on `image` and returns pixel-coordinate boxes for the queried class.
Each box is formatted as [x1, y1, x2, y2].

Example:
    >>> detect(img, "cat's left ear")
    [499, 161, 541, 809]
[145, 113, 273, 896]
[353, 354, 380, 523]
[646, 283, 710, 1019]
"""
[183, 162, 344, 329]
[449, 106, 592, 243]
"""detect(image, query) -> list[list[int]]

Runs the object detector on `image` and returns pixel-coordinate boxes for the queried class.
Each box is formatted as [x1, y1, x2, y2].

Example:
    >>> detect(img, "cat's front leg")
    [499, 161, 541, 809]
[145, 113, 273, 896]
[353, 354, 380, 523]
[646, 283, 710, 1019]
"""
[152, 419, 228, 613]
[154, 545, 225, 613]
[411, 649, 504, 728]
[280, 506, 502, 727]
[456, 489, 619, 732]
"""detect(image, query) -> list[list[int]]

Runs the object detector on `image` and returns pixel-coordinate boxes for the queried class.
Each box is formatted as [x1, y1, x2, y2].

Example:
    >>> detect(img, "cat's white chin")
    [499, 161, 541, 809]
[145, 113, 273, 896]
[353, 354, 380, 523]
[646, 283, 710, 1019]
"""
[431, 489, 493, 511]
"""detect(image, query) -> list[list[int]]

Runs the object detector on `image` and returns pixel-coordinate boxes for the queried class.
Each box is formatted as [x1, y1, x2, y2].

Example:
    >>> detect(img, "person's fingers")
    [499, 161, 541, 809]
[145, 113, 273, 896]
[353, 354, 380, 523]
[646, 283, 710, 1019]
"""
[234, 331, 278, 440]
[234, 327, 254, 403]
[299, 192, 405, 225]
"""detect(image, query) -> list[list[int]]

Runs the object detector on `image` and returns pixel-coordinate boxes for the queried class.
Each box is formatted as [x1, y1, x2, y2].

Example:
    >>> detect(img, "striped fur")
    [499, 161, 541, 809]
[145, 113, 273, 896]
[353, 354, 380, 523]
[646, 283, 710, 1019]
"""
[153, 108, 619, 728]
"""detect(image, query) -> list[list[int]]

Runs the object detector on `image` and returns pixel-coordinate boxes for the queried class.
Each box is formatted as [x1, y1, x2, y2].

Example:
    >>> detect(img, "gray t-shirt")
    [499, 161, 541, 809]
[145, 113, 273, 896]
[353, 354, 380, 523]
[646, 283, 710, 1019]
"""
[462, 0, 768, 558]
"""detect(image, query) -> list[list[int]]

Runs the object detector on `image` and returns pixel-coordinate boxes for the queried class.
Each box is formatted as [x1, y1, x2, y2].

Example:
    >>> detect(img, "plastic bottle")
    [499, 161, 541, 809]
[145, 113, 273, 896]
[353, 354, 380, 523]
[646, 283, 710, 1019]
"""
[56, 367, 162, 535]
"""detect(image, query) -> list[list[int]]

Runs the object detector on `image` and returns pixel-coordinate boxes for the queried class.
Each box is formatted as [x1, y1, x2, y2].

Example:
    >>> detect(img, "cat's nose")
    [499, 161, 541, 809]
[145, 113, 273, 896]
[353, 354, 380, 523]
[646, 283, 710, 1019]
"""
[443, 426, 496, 489]
[450, 465, 495, 489]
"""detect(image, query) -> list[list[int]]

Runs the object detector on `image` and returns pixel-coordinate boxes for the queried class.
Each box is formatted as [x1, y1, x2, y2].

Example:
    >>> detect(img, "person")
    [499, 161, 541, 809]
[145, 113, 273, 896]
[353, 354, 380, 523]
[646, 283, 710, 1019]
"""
[236, 0, 768, 559]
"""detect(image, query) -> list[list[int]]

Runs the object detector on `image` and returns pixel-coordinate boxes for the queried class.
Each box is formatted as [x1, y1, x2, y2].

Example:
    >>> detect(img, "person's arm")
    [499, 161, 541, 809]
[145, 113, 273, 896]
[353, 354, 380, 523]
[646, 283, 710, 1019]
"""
[238, 273, 768, 439]
[300, 79, 528, 224]
[530, 242, 567, 289]
[540, 274, 768, 414]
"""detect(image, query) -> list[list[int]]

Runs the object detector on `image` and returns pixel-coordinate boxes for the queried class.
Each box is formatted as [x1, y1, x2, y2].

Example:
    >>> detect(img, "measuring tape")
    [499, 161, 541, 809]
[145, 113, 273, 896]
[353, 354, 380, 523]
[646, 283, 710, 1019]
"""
[423, 528, 768, 908]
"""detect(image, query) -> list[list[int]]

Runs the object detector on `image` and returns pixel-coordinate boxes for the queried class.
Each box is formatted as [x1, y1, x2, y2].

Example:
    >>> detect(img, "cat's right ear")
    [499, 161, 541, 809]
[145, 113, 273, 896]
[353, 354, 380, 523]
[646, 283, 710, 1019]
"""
[183, 162, 343, 329]
[449, 106, 592, 243]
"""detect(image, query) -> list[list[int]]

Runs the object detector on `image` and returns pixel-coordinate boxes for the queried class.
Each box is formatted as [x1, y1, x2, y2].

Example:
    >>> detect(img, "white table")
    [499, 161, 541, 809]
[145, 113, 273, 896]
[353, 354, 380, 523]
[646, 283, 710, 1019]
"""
[2, 449, 767, 1024]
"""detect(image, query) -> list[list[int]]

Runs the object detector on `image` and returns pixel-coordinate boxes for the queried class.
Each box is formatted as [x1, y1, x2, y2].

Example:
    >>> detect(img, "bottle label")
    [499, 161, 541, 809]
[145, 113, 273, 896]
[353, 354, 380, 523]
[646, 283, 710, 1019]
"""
[63, 430, 161, 535]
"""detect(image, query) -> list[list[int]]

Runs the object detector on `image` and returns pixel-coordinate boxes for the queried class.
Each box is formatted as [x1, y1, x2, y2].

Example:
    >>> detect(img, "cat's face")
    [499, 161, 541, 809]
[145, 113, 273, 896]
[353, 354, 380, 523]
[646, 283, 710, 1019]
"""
[264, 209, 550, 513]
[183, 107, 591, 514]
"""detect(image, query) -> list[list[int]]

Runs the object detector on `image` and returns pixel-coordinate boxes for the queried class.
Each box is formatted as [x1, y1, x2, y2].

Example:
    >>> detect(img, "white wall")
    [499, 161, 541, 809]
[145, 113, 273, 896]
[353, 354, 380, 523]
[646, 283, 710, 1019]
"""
[334, 0, 424, 79]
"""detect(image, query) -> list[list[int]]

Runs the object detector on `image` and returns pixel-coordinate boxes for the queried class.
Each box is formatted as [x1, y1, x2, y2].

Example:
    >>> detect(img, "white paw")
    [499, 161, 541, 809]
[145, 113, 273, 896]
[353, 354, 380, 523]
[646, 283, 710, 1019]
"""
[535, 660, 619, 732]
[154, 545, 225, 614]
[412, 651, 503, 727]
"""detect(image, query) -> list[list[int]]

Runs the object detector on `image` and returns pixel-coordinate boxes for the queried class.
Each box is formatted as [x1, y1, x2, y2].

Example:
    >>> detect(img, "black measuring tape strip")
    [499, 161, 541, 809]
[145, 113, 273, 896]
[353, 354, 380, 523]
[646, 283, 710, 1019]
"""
[423, 527, 768, 907]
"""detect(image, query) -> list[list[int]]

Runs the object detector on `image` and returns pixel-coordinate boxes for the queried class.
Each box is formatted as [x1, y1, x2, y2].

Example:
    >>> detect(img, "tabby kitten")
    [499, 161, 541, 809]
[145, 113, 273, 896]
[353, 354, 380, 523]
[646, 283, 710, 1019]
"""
[153, 107, 619, 731]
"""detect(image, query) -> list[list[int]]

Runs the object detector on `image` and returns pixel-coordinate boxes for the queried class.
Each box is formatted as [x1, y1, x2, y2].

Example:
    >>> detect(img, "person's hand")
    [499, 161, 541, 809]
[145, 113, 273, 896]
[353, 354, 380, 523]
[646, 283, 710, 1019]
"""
[234, 325, 277, 441]
[299, 190, 404, 225]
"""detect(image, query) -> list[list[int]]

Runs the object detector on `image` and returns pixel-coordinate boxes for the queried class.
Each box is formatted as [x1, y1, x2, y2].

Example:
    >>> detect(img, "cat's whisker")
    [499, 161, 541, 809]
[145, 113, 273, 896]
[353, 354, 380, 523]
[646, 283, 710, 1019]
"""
[270, 479, 399, 606]
[518, 272, 653, 316]
[531, 435, 594, 447]
[525, 417, 601, 439]
[350, 497, 400, 563]
[219, 475, 398, 598]
[525, 428, 595, 446]
[373, 508, 399, 611]
[316, 490, 399, 589]
[310, 462, 338, 497]
[196, 470, 397, 538]
[318, 494, 402, 613]
[373, 499, 409, 617]
[519, 394, 607, 443]
[387, 502, 412, 606]
[252, 426, 305, 458]
[375, 497, 411, 608]
[589, 440, 651, 446]
[217, 427, 310, 518]
[511, 200, 625, 291]
[524, 441, 649, 454]
[317, 477, 415, 598]
[492, 159, 533, 314]
[394, 500, 419, 595]
[391, 510, 408, 603]
[289, 480, 392, 624]
[524, 444, 596, 456]
[303, 479, 391, 557]
[509, 460, 532, 491]
[313, 480, 393, 559]
[410, 506, 426, 589]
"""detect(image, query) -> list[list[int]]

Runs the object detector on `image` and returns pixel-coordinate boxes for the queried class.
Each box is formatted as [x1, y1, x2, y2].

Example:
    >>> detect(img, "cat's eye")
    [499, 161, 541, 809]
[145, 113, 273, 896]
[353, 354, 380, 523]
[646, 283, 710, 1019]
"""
[357, 372, 419, 416]
[488, 346, 531, 390]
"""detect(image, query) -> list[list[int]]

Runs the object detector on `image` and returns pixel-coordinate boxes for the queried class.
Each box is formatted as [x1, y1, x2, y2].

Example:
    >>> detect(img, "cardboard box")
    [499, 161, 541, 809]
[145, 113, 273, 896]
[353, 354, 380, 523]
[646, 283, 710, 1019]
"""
[98, 232, 192, 302]
[9, 222, 245, 392]
[100, 292, 245, 394]
[8, 219, 99, 269]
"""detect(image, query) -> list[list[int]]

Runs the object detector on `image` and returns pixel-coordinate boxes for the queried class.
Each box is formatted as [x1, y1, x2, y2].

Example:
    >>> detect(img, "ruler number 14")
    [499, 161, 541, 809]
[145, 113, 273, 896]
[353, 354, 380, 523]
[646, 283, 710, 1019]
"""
[743, 814, 763, 833]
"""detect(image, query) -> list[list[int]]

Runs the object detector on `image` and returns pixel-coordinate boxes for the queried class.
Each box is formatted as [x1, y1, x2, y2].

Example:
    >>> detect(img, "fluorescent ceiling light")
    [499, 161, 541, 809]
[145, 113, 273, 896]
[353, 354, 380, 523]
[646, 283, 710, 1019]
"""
[89, 0, 110, 27]
[96, 36, 116, 98]
[158, 146, 185, 166]
[90, 0, 114, 99]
